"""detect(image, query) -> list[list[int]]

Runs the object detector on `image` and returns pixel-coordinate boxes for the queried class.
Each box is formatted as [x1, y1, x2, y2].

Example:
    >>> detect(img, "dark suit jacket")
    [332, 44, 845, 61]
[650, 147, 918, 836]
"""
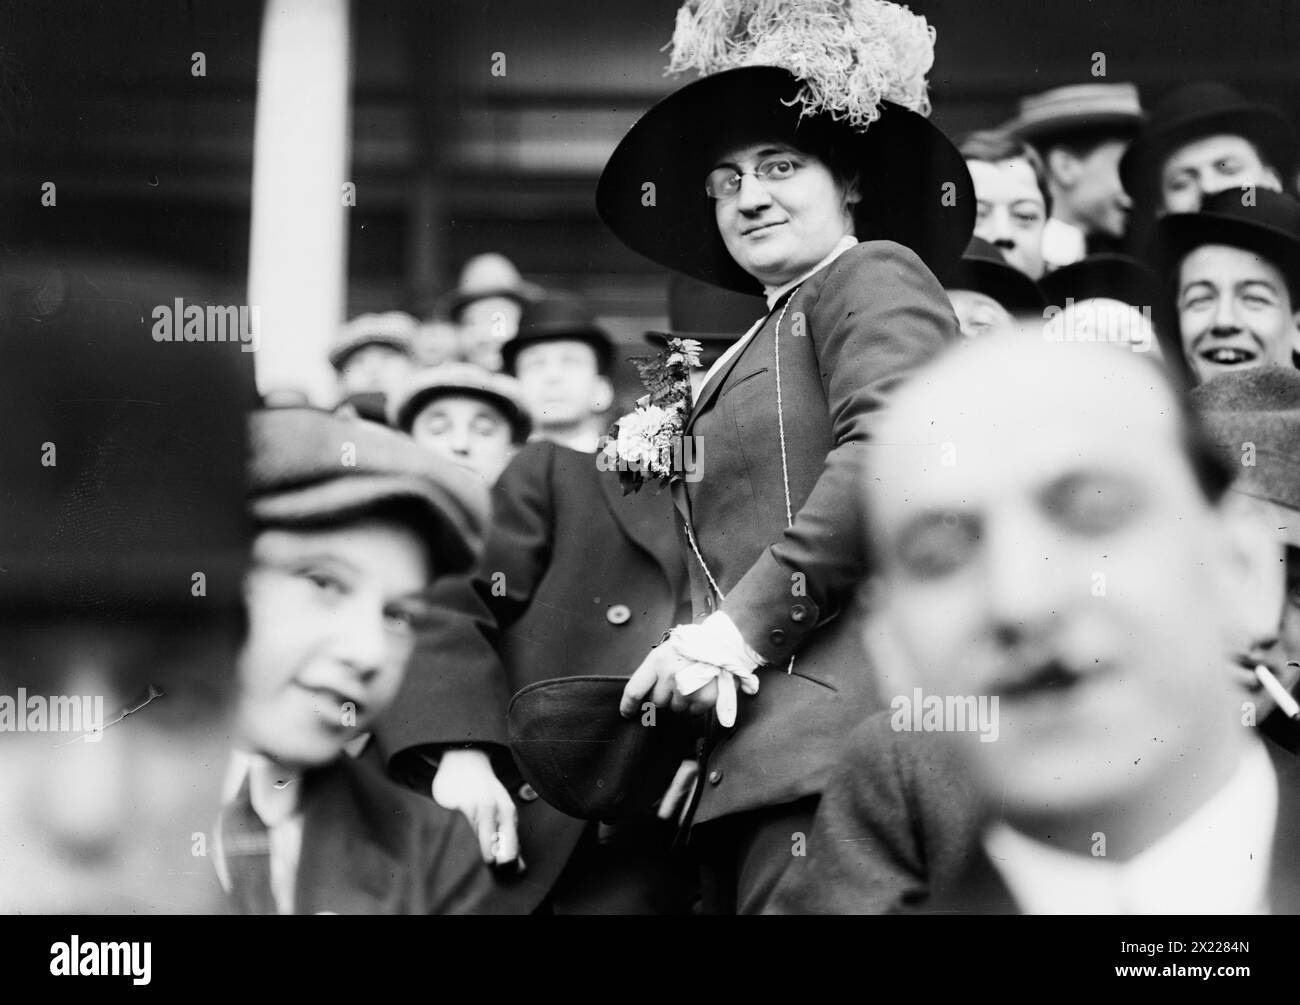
[374, 440, 690, 912]
[678, 240, 959, 824]
[288, 754, 493, 915]
[767, 710, 983, 914]
[773, 713, 1300, 915]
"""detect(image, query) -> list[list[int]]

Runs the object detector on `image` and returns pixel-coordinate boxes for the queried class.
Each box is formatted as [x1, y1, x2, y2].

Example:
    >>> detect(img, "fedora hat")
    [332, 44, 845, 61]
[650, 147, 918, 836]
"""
[501, 292, 614, 375]
[597, 2, 973, 293]
[1189, 365, 1300, 549]
[507, 676, 696, 820]
[1119, 82, 1298, 200]
[388, 362, 532, 443]
[1002, 83, 1144, 144]
[1153, 188, 1300, 295]
[643, 272, 767, 369]
[939, 237, 1046, 316]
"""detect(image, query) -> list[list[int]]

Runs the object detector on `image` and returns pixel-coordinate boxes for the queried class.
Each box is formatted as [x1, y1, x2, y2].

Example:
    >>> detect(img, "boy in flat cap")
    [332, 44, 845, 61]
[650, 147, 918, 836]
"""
[219, 407, 493, 914]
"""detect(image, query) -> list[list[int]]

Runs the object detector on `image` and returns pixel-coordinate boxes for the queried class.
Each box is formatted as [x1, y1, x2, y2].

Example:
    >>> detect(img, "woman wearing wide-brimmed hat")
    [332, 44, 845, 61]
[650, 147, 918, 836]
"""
[601, 0, 973, 912]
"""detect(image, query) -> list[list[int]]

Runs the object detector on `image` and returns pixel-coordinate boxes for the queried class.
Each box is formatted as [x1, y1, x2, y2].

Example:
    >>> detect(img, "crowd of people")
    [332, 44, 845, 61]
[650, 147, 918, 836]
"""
[6, 0, 1300, 916]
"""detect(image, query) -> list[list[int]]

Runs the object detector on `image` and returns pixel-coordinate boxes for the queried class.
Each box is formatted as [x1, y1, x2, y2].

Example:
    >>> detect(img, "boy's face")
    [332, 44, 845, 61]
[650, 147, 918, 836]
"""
[968, 157, 1047, 280]
[1176, 244, 1299, 385]
[237, 518, 431, 768]
[411, 393, 516, 483]
[513, 339, 609, 429]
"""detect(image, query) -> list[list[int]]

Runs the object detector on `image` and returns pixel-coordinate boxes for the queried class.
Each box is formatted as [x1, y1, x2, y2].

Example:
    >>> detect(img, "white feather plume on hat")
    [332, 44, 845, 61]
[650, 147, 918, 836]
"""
[665, 0, 935, 130]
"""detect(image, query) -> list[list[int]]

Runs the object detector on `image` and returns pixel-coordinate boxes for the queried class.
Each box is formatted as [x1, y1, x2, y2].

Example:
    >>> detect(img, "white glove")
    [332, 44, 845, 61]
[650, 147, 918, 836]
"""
[669, 612, 764, 728]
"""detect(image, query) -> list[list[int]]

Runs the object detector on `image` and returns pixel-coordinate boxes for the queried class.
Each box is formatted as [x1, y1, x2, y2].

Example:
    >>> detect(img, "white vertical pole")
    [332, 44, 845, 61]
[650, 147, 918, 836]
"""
[248, 0, 352, 404]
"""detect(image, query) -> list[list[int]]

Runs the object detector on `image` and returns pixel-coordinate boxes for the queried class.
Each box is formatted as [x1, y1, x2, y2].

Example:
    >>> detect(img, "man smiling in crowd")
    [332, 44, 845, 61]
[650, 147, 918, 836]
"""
[1156, 188, 1300, 385]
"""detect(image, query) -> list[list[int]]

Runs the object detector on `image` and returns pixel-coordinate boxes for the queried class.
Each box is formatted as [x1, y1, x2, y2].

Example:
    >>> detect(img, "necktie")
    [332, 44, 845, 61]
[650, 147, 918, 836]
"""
[221, 775, 277, 915]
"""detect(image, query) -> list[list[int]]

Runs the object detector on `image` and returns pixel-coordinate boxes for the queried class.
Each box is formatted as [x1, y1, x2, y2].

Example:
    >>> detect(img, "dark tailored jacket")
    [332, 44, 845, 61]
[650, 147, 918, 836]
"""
[374, 440, 691, 912]
[678, 240, 960, 825]
[771, 712, 1300, 915]
[287, 754, 494, 915]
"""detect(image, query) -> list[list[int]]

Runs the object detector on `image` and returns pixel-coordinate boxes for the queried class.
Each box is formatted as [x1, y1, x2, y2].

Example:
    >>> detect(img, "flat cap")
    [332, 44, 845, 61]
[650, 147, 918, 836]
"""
[248, 407, 489, 573]
[1189, 365, 1300, 547]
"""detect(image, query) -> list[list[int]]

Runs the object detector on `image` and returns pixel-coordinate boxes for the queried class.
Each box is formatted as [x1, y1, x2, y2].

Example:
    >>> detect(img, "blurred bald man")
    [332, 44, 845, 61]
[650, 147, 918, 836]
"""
[778, 334, 1300, 914]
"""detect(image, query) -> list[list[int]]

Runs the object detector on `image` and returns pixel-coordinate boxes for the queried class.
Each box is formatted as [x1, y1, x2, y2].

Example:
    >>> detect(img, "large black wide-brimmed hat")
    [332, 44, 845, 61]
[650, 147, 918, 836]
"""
[597, 66, 975, 293]
[1153, 188, 1300, 293]
[1119, 82, 1298, 201]
[938, 237, 1045, 316]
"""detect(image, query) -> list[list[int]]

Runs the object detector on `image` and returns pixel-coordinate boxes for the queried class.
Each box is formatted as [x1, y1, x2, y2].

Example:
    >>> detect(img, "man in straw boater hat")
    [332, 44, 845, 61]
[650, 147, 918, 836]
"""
[1002, 83, 1145, 268]
[582, 0, 974, 913]
[1153, 187, 1300, 388]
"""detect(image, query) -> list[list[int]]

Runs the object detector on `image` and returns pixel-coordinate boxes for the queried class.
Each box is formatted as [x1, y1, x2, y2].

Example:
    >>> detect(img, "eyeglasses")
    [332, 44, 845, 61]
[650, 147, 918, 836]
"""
[705, 156, 804, 200]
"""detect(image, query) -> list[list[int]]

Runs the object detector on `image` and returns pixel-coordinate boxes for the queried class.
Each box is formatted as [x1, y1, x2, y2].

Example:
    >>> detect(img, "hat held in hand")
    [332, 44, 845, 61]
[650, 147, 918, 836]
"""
[507, 676, 693, 820]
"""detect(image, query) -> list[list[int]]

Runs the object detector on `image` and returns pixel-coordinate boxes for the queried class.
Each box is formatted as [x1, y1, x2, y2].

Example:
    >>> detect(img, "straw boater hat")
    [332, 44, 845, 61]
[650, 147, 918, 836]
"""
[596, 0, 975, 294]
[387, 362, 533, 444]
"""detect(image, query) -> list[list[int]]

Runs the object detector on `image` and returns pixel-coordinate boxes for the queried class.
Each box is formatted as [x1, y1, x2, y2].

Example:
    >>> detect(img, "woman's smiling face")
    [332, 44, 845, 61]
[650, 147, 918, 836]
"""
[711, 141, 857, 288]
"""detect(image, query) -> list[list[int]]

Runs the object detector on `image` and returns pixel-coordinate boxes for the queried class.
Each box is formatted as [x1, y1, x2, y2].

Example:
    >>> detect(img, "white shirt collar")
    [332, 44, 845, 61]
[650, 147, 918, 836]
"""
[985, 739, 1277, 914]
[762, 234, 860, 311]
[1041, 217, 1087, 271]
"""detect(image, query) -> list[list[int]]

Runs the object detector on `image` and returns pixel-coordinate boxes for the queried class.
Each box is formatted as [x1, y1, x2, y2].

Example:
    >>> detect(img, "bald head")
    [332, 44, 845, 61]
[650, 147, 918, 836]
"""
[863, 333, 1257, 854]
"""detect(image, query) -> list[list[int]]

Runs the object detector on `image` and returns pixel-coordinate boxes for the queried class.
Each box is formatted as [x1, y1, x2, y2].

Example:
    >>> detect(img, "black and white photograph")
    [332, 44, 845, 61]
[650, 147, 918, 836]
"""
[1, 0, 1299, 982]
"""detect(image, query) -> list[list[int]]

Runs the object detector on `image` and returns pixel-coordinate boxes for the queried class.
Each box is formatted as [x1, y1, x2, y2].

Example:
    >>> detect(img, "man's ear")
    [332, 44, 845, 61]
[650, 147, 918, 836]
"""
[591, 376, 614, 414]
[1046, 147, 1080, 188]
[1217, 491, 1286, 654]
[1289, 305, 1300, 362]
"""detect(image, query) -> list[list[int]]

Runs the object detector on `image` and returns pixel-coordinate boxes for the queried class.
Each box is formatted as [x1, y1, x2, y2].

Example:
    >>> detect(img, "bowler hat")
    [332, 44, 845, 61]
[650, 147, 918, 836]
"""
[248, 407, 488, 573]
[507, 676, 694, 820]
[597, 66, 974, 293]
[329, 312, 418, 370]
[939, 237, 1046, 316]
[1003, 83, 1144, 144]
[388, 363, 532, 443]
[644, 272, 766, 369]
[501, 293, 614, 376]
[1189, 366, 1300, 548]
[1153, 188, 1300, 296]
[1119, 82, 1298, 201]
[1040, 254, 1161, 311]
